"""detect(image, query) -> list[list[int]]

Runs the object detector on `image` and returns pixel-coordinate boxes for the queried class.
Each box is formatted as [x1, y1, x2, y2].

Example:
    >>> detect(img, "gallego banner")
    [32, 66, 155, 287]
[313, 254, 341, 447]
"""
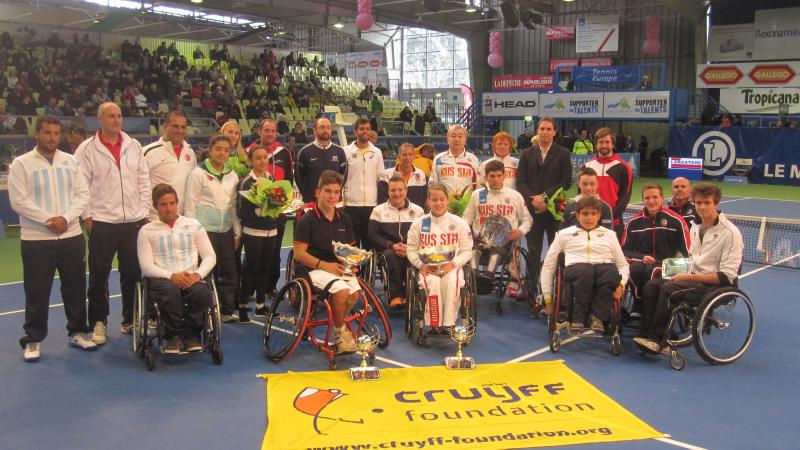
[667, 126, 800, 185]
[482, 92, 539, 117]
[604, 91, 670, 119]
[539, 92, 603, 118]
[573, 65, 639, 85]
[259, 361, 662, 450]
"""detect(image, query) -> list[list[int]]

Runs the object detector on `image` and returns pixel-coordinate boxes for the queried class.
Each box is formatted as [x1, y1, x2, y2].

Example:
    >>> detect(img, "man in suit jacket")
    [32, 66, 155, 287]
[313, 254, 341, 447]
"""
[517, 117, 572, 264]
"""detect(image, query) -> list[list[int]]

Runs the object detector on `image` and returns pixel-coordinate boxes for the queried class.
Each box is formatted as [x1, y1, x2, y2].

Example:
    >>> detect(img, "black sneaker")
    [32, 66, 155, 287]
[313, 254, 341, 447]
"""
[254, 304, 269, 317]
[238, 306, 251, 323]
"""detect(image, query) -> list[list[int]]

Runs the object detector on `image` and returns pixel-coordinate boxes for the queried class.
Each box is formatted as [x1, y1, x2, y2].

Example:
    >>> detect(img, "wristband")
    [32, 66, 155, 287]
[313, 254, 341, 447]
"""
[315, 259, 321, 269]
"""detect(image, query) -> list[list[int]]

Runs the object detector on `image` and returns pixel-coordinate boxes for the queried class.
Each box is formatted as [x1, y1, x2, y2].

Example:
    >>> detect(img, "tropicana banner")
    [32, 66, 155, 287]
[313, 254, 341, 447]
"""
[259, 361, 662, 449]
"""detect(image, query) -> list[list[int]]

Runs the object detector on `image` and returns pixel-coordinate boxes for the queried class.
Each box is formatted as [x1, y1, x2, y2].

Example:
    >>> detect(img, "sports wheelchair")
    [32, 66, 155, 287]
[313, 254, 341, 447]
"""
[362, 250, 390, 303]
[471, 242, 540, 315]
[405, 265, 477, 347]
[548, 253, 624, 356]
[132, 277, 223, 371]
[638, 285, 755, 371]
[265, 249, 392, 370]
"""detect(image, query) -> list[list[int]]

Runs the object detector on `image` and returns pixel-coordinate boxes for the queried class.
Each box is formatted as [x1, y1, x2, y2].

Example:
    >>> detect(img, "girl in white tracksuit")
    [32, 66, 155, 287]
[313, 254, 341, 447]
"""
[406, 183, 473, 328]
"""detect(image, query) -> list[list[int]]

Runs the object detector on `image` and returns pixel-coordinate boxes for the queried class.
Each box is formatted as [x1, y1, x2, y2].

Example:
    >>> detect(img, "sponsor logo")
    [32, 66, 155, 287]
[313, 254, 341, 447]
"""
[748, 64, 796, 84]
[699, 66, 744, 85]
[691, 131, 736, 176]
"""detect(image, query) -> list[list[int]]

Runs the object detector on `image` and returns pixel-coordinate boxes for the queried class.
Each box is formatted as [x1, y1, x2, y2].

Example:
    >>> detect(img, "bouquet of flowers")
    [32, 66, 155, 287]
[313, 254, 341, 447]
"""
[241, 179, 294, 218]
[448, 185, 473, 216]
[545, 187, 571, 221]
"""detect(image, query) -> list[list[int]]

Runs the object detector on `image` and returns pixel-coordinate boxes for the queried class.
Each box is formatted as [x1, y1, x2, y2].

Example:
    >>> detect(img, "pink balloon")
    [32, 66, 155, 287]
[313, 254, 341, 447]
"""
[642, 39, 661, 56]
[487, 52, 504, 69]
[356, 13, 373, 31]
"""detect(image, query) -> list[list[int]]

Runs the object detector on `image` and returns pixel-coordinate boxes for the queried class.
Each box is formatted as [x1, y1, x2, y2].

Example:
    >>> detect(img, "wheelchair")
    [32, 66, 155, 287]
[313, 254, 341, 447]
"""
[362, 250, 390, 304]
[405, 264, 477, 347]
[640, 285, 755, 371]
[471, 242, 540, 315]
[547, 253, 623, 356]
[266, 249, 392, 370]
[132, 277, 223, 371]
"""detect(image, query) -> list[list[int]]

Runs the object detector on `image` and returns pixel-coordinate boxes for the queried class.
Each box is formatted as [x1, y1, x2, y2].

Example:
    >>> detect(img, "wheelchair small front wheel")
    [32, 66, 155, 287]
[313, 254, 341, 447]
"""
[145, 348, 156, 371]
[212, 344, 224, 365]
[549, 331, 561, 353]
[611, 335, 622, 356]
[669, 350, 686, 371]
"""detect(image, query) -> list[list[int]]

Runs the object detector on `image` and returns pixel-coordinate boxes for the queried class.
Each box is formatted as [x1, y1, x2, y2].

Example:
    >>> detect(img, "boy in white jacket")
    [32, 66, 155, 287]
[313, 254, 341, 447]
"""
[540, 196, 629, 333]
[406, 183, 473, 330]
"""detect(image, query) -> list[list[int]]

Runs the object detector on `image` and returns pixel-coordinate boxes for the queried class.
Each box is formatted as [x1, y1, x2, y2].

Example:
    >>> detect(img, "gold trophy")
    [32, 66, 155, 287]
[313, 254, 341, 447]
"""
[419, 244, 457, 276]
[444, 319, 476, 369]
[350, 326, 381, 381]
[333, 242, 370, 277]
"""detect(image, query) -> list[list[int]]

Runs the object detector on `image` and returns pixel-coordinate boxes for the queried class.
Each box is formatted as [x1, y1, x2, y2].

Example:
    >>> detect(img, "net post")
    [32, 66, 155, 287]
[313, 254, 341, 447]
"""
[756, 216, 767, 253]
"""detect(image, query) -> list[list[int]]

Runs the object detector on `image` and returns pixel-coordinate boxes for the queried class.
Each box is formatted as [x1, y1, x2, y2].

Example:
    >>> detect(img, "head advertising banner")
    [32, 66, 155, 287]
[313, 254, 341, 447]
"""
[482, 92, 539, 117]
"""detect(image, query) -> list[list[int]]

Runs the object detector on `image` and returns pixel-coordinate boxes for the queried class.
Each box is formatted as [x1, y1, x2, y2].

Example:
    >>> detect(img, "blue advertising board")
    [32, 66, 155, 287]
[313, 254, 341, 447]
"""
[667, 126, 800, 186]
[573, 65, 640, 85]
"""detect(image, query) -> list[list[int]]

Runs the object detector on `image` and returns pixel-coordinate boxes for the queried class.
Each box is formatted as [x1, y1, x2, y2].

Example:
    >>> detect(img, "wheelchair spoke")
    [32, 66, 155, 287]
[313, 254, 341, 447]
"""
[694, 292, 755, 365]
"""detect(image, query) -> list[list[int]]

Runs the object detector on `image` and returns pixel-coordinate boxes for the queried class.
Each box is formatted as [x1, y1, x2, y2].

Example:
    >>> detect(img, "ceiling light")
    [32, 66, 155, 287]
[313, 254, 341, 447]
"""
[190, 0, 203, 4]
[93, 19, 100, 23]
[333, 19, 344, 28]
[276, 31, 286, 35]
[464, 0, 478, 13]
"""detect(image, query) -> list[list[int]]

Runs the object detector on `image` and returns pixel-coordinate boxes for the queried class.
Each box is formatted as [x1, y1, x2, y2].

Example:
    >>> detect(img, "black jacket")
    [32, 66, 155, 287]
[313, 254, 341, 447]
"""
[237, 175, 279, 231]
[621, 208, 691, 263]
[516, 143, 572, 215]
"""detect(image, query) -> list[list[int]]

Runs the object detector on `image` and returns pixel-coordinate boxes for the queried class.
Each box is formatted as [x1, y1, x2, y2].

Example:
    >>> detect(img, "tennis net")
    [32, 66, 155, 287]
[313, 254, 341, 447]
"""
[623, 207, 800, 270]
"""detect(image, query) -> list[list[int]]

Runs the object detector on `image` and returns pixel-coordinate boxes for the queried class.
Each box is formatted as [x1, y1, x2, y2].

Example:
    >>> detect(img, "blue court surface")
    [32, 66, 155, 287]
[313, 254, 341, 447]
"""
[1, 242, 798, 450]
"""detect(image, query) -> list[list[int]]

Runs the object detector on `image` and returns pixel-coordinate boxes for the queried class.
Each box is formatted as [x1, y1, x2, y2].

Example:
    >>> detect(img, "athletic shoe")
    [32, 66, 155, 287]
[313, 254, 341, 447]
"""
[185, 338, 203, 353]
[68, 333, 98, 351]
[164, 337, 183, 354]
[334, 328, 357, 354]
[254, 304, 269, 317]
[238, 307, 251, 323]
[120, 323, 133, 335]
[91, 322, 107, 345]
[507, 282, 519, 298]
[389, 297, 405, 309]
[148, 318, 158, 328]
[23, 342, 40, 362]
[569, 322, 584, 333]
[590, 316, 605, 334]
[633, 337, 661, 353]
[220, 314, 238, 323]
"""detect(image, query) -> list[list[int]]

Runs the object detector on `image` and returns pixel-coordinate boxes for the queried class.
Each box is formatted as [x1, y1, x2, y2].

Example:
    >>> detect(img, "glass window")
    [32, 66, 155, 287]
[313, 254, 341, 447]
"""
[396, 26, 471, 90]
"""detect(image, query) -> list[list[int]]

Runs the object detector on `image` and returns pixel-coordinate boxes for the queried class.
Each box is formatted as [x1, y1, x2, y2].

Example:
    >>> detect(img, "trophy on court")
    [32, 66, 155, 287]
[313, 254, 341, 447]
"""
[333, 242, 370, 277]
[662, 258, 692, 280]
[418, 244, 457, 276]
[350, 326, 381, 381]
[445, 319, 476, 370]
[479, 215, 512, 248]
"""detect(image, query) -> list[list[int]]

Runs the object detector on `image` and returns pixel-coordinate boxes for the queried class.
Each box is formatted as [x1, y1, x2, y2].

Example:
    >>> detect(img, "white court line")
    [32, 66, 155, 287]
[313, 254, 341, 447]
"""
[655, 437, 709, 450]
[719, 197, 750, 204]
[0, 294, 122, 317]
[505, 336, 580, 363]
[739, 251, 800, 279]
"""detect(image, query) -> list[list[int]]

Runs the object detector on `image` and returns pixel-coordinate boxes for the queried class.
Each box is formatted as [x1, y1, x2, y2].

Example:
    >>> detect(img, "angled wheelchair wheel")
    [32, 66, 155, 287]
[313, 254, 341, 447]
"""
[404, 269, 416, 337]
[132, 280, 147, 356]
[206, 278, 222, 343]
[284, 249, 296, 287]
[352, 279, 392, 349]
[363, 251, 376, 289]
[514, 247, 541, 311]
[460, 267, 478, 329]
[666, 305, 694, 348]
[263, 278, 311, 362]
[410, 282, 427, 347]
[692, 289, 755, 365]
[378, 254, 390, 302]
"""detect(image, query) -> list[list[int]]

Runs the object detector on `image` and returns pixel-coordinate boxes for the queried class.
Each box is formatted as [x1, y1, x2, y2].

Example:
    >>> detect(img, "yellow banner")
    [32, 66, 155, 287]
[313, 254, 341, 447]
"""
[260, 361, 662, 450]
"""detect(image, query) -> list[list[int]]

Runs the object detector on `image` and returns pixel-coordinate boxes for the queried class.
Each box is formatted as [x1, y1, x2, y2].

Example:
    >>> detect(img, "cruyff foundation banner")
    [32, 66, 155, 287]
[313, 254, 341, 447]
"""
[259, 361, 662, 450]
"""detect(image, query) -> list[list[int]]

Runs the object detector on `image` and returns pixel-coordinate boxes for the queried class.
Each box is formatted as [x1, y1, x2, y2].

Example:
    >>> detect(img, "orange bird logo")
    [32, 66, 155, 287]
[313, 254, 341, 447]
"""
[293, 387, 365, 435]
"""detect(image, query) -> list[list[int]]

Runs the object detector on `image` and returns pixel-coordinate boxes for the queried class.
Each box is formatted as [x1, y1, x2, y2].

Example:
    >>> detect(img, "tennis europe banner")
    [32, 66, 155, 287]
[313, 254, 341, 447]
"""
[259, 361, 662, 450]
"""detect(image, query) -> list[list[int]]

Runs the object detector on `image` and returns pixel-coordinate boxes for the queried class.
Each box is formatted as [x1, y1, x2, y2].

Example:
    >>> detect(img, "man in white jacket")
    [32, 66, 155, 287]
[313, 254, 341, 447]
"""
[9, 116, 97, 361]
[142, 111, 196, 219]
[137, 184, 216, 354]
[429, 124, 479, 210]
[343, 118, 384, 249]
[540, 196, 629, 334]
[74, 102, 151, 344]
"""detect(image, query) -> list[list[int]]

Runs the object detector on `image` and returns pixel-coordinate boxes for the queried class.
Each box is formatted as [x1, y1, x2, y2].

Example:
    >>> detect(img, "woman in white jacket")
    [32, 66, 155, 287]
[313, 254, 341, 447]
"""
[406, 183, 473, 331]
[184, 135, 241, 322]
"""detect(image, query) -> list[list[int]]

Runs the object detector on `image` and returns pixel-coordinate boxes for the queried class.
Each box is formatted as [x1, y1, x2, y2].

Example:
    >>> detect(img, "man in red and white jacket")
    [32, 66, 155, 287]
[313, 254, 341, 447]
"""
[430, 124, 479, 210]
[74, 102, 151, 344]
[143, 111, 196, 219]
[583, 127, 632, 239]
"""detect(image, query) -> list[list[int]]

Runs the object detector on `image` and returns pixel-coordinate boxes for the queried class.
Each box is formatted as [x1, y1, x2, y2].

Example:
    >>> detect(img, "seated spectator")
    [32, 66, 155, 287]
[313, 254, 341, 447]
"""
[277, 114, 289, 135]
[193, 46, 205, 60]
[290, 122, 309, 144]
[44, 97, 63, 116]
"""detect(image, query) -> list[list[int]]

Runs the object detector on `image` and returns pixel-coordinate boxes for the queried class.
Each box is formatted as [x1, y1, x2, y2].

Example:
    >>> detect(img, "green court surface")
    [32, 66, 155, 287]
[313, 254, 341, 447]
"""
[0, 179, 796, 285]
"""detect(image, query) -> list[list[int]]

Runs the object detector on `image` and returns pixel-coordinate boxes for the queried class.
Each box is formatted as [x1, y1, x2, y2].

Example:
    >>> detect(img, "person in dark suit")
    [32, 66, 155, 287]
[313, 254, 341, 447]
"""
[517, 117, 572, 265]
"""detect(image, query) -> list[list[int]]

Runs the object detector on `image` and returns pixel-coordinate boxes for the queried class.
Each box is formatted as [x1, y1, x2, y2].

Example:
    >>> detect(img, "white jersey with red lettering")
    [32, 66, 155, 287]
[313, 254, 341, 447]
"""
[429, 149, 479, 197]
[477, 154, 519, 190]
[463, 186, 533, 238]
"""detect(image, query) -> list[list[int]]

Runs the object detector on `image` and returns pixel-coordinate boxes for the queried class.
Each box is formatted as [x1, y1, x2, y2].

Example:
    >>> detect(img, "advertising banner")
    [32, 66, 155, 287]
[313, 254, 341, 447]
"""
[753, 7, 800, 61]
[492, 75, 553, 91]
[482, 92, 539, 117]
[719, 87, 800, 114]
[260, 361, 662, 450]
[576, 15, 619, 53]
[573, 65, 639, 85]
[696, 61, 800, 88]
[707, 24, 754, 62]
[667, 126, 800, 185]
[549, 59, 580, 73]
[603, 91, 670, 119]
[539, 92, 603, 118]
[345, 50, 389, 88]
[668, 157, 704, 180]
[581, 57, 613, 67]
[546, 25, 576, 41]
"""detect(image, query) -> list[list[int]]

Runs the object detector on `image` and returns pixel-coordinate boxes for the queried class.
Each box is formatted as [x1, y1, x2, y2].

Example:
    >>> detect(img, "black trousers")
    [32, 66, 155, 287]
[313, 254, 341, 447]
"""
[241, 233, 279, 304]
[525, 211, 558, 264]
[344, 206, 374, 249]
[207, 229, 238, 315]
[148, 278, 211, 339]
[628, 261, 658, 301]
[564, 263, 621, 323]
[380, 248, 410, 299]
[20, 235, 88, 346]
[88, 220, 146, 326]
[638, 278, 710, 341]
[266, 218, 286, 293]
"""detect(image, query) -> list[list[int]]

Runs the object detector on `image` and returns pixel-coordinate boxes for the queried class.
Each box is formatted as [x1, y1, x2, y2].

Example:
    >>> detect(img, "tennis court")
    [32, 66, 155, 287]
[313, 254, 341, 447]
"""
[1, 189, 798, 450]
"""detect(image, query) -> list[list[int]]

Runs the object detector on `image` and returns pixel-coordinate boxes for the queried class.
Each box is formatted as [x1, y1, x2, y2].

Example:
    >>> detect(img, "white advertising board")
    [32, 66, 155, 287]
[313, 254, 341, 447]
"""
[603, 91, 670, 119]
[482, 92, 539, 117]
[719, 87, 800, 114]
[576, 15, 619, 53]
[753, 7, 800, 61]
[707, 24, 754, 62]
[539, 92, 603, 118]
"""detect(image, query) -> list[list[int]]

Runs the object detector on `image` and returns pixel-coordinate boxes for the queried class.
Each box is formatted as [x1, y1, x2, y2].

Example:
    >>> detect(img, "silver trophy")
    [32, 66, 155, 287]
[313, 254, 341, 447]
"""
[350, 326, 381, 381]
[662, 257, 691, 279]
[479, 215, 512, 248]
[444, 319, 476, 369]
[333, 242, 371, 277]
[418, 244, 457, 276]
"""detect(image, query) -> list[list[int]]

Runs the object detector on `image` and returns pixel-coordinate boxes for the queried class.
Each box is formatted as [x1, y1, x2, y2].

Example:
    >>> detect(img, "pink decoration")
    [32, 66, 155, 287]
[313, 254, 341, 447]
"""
[643, 39, 661, 55]
[488, 31, 504, 69]
[487, 52, 504, 68]
[642, 15, 661, 56]
[356, 0, 373, 31]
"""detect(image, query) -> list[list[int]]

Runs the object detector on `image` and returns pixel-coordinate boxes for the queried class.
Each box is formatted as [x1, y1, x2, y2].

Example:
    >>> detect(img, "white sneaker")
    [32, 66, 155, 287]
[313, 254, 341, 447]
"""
[23, 342, 40, 362]
[120, 323, 133, 335]
[334, 328, 357, 354]
[69, 333, 98, 351]
[92, 321, 107, 345]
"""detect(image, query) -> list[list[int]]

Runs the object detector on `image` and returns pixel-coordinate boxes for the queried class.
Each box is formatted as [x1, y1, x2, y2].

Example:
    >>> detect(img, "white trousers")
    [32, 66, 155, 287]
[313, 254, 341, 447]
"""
[419, 268, 464, 327]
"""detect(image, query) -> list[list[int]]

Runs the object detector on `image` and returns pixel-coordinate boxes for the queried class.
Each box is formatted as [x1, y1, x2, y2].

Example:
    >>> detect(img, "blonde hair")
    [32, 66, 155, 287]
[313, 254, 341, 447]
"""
[219, 120, 244, 153]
